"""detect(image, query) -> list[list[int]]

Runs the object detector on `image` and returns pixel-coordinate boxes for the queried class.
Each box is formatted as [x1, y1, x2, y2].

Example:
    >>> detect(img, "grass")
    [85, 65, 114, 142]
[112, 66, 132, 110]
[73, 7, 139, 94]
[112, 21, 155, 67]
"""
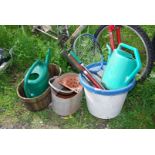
[0, 25, 155, 129]
[108, 78, 155, 128]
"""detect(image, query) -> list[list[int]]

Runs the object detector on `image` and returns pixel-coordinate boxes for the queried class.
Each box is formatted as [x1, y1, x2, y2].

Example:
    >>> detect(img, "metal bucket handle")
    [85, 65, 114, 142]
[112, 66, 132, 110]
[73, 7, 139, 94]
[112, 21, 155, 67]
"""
[49, 76, 73, 94]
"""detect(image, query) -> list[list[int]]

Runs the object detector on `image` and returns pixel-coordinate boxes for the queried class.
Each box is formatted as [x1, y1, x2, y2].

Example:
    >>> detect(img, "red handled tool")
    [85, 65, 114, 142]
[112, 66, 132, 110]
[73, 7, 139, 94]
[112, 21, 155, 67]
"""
[62, 51, 104, 89]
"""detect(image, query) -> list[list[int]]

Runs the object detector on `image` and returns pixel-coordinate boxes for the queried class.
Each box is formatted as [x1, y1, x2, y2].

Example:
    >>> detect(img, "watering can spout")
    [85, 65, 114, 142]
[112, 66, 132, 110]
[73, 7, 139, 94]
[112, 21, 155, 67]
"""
[45, 48, 52, 66]
[106, 44, 112, 60]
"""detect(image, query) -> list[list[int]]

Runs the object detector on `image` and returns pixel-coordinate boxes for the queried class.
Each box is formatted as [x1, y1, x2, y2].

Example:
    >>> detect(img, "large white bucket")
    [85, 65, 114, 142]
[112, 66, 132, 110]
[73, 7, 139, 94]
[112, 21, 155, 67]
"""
[79, 62, 136, 119]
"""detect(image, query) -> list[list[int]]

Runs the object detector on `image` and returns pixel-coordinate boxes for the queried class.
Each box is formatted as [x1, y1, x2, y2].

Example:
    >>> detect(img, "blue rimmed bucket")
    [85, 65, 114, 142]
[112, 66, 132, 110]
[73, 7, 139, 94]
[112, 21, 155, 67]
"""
[79, 62, 136, 119]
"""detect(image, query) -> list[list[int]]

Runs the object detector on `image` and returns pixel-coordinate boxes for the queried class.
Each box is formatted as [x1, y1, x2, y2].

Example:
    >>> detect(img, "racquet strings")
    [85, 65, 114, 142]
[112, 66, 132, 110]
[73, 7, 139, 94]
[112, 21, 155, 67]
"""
[73, 34, 103, 66]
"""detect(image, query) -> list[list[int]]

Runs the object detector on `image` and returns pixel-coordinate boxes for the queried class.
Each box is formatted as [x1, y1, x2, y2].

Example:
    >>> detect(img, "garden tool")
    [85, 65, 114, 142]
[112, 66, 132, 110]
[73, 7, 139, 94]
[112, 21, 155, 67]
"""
[62, 50, 104, 89]
[58, 73, 83, 93]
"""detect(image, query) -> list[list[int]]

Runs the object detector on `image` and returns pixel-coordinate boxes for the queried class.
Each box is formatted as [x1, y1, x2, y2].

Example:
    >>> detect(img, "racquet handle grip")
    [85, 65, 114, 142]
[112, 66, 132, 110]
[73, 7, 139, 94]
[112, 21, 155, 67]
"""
[70, 51, 82, 64]
[67, 53, 84, 71]
[61, 51, 80, 70]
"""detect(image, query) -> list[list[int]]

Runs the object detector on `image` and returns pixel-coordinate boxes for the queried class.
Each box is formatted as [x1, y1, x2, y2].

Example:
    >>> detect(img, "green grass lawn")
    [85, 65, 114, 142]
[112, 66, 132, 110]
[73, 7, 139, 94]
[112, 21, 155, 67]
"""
[0, 25, 155, 129]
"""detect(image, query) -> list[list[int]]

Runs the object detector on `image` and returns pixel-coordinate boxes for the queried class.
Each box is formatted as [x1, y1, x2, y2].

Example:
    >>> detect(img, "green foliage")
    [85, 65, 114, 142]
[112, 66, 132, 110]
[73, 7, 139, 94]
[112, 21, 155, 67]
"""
[108, 78, 155, 128]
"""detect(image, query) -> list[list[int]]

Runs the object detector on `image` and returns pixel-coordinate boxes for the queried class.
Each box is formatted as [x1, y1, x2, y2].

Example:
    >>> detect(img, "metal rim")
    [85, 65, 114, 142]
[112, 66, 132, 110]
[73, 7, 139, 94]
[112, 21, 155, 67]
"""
[49, 76, 74, 95]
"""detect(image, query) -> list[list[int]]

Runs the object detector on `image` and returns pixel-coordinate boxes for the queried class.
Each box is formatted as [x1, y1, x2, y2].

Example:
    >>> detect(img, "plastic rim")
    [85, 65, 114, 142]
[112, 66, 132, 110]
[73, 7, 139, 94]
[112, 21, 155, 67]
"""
[79, 62, 136, 96]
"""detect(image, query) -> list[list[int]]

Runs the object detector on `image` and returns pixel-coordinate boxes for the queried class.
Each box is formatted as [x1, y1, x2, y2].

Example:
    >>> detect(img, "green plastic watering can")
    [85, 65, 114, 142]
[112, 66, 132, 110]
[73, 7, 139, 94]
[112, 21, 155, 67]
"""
[24, 48, 51, 98]
[102, 43, 142, 90]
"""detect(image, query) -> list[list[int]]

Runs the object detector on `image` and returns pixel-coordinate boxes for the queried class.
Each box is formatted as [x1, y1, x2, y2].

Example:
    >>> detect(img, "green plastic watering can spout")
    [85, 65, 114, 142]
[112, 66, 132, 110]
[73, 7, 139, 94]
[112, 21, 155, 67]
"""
[106, 44, 112, 61]
[45, 48, 52, 66]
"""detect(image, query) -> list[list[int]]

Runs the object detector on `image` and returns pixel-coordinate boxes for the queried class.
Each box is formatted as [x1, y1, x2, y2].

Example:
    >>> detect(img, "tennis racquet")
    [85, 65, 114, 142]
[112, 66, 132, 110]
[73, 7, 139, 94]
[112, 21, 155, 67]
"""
[72, 33, 104, 74]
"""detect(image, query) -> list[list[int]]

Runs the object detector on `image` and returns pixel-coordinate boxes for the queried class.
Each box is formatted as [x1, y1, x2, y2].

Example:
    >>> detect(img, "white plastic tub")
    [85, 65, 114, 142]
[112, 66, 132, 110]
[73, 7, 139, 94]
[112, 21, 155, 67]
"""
[79, 62, 136, 119]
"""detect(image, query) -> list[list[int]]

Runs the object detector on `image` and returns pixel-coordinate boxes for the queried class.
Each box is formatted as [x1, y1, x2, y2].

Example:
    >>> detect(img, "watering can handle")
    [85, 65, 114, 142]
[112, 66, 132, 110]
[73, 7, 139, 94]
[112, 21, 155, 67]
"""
[118, 43, 138, 52]
[118, 43, 142, 83]
[24, 60, 40, 96]
[45, 48, 52, 66]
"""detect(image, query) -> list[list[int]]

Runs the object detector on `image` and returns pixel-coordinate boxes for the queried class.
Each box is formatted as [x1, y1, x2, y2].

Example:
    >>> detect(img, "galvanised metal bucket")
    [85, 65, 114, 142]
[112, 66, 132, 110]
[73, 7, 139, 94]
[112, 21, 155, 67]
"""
[51, 89, 83, 116]
[49, 75, 83, 116]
